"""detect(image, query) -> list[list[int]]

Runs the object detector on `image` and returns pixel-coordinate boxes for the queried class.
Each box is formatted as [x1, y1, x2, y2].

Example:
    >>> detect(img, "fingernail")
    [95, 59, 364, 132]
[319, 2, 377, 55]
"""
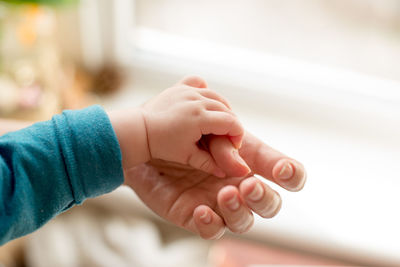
[214, 168, 226, 178]
[278, 162, 294, 180]
[232, 213, 254, 233]
[287, 171, 307, 192]
[200, 210, 212, 224]
[210, 227, 226, 240]
[259, 193, 281, 218]
[248, 183, 264, 202]
[226, 195, 240, 211]
[232, 149, 251, 174]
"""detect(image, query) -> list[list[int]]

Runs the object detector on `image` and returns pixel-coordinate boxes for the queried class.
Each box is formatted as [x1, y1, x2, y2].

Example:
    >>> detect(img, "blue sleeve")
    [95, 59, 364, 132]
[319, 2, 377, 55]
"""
[0, 105, 124, 244]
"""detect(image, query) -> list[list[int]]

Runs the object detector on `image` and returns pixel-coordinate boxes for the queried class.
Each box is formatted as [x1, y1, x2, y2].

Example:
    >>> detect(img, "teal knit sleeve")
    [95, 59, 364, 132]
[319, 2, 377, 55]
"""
[0, 105, 124, 244]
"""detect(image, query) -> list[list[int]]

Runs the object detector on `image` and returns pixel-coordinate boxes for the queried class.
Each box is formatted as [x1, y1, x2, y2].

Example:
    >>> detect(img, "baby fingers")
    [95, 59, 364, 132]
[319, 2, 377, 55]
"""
[199, 111, 244, 149]
[202, 98, 233, 113]
[199, 89, 232, 109]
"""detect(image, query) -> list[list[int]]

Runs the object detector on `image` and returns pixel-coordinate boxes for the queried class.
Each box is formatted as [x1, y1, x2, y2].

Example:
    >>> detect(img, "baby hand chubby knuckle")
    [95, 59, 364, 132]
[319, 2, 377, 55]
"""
[227, 114, 239, 131]
[220, 113, 234, 124]
[185, 92, 200, 101]
[191, 105, 203, 117]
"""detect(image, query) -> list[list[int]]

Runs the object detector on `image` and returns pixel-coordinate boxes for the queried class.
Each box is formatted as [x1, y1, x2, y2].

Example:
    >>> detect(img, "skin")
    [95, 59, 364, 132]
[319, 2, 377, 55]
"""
[120, 76, 306, 239]
[108, 76, 249, 178]
[0, 76, 306, 240]
[124, 131, 306, 239]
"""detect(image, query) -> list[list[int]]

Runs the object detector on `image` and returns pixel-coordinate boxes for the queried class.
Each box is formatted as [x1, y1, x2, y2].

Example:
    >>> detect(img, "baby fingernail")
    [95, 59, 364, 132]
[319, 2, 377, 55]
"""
[200, 210, 212, 224]
[278, 162, 293, 180]
[232, 150, 251, 174]
[226, 195, 240, 211]
[248, 183, 264, 202]
[229, 135, 242, 149]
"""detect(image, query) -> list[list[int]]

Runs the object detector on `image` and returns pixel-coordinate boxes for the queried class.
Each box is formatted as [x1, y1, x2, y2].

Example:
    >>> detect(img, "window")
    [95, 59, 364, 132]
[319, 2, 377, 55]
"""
[100, 0, 400, 108]
[135, 0, 400, 82]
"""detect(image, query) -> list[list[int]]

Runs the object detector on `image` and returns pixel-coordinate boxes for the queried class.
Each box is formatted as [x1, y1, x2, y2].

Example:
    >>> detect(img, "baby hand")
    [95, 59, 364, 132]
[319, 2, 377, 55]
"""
[109, 76, 249, 177]
[141, 76, 247, 177]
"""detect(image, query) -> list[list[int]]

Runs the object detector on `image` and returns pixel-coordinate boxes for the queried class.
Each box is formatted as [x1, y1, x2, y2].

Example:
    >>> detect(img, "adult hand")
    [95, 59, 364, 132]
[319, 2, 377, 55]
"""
[124, 131, 306, 239]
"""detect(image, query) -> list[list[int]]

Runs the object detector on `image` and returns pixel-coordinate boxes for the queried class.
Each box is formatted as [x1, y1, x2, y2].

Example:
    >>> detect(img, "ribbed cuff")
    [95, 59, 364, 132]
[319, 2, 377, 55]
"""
[53, 105, 124, 204]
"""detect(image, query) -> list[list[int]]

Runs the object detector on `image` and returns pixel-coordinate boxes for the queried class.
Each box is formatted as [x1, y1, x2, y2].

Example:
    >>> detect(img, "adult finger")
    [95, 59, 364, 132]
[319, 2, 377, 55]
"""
[217, 185, 254, 234]
[240, 132, 306, 192]
[193, 205, 226, 240]
[208, 136, 250, 178]
[210, 132, 306, 192]
[239, 177, 282, 218]
[188, 148, 226, 178]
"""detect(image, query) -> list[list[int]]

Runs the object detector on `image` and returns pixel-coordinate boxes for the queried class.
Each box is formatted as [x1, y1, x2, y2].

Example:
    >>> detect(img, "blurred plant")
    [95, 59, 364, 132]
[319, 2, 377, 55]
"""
[0, 0, 124, 120]
[0, 1, 69, 119]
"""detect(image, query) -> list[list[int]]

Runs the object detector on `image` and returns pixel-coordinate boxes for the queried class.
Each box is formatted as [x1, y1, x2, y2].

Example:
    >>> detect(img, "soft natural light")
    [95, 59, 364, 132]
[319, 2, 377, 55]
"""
[133, 27, 400, 105]
[119, 24, 400, 266]
[2, 0, 400, 266]
[108, 4, 400, 264]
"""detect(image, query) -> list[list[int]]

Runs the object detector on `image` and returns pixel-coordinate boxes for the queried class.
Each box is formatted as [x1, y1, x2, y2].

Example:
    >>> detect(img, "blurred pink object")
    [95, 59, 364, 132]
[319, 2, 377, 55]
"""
[209, 238, 354, 267]
[18, 84, 42, 109]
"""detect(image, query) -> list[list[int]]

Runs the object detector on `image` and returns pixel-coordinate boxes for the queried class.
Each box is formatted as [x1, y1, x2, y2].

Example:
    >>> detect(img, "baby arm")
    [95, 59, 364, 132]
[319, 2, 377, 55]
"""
[0, 76, 249, 244]
[0, 106, 123, 245]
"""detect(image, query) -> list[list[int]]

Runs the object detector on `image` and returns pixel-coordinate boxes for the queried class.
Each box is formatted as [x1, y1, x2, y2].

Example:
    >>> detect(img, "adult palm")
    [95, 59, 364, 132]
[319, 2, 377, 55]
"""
[124, 133, 306, 239]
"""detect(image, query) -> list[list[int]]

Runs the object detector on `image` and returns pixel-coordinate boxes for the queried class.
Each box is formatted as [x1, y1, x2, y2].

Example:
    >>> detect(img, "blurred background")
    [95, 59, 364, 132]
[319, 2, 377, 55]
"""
[1, 0, 400, 266]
